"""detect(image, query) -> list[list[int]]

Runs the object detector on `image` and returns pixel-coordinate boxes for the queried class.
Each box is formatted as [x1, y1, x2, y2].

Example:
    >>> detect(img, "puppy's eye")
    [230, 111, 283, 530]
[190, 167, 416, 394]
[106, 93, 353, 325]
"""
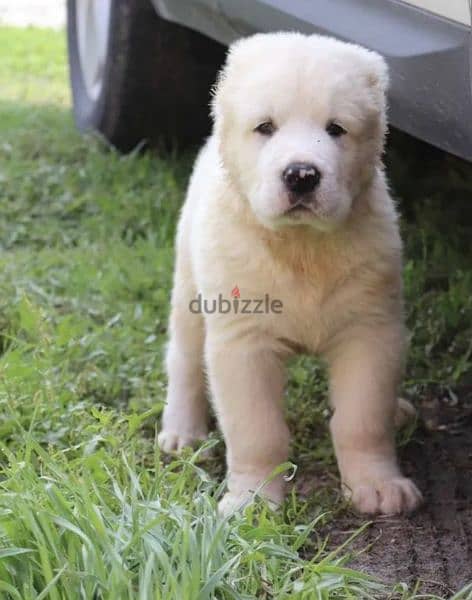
[254, 120, 276, 136]
[326, 121, 347, 138]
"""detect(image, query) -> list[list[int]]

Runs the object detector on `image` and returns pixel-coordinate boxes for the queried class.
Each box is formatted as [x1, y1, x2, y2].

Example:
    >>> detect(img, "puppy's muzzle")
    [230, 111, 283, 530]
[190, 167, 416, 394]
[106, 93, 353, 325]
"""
[282, 162, 321, 202]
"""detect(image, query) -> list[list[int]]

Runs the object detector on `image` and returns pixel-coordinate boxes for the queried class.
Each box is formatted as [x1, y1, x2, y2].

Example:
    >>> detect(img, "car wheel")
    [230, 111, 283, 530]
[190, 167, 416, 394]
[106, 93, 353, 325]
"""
[66, 0, 226, 152]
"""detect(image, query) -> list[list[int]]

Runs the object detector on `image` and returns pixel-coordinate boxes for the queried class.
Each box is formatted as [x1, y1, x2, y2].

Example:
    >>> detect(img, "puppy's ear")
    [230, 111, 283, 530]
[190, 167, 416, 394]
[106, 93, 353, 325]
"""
[210, 64, 227, 124]
[363, 51, 389, 138]
[210, 36, 252, 123]
[365, 51, 389, 93]
[210, 38, 243, 124]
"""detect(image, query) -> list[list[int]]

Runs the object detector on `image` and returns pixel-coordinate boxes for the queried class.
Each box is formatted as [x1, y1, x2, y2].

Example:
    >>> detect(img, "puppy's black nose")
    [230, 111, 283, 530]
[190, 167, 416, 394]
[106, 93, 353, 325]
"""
[282, 162, 321, 196]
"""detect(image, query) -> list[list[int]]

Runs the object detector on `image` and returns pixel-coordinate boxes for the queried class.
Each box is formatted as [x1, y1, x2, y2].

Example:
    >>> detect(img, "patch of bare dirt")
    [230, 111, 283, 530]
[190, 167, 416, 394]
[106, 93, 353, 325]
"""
[318, 392, 472, 596]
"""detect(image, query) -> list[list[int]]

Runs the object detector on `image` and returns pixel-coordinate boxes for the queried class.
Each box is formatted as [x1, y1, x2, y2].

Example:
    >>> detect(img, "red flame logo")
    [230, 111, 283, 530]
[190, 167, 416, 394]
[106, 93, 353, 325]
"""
[231, 286, 240, 298]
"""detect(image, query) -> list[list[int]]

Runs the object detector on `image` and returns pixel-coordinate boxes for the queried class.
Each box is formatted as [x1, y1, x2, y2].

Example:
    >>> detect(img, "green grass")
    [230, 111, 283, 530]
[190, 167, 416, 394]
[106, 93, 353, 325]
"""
[0, 26, 471, 599]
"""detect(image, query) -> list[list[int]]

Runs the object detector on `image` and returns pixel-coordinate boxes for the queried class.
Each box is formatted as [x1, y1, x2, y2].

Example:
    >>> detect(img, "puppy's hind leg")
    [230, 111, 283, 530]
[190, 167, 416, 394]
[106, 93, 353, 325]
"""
[158, 255, 208, 453]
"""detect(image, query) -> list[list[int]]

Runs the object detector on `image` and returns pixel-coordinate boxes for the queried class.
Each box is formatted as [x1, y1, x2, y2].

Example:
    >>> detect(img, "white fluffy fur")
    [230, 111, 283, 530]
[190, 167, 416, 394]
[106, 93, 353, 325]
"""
[158, 32, 422, 516]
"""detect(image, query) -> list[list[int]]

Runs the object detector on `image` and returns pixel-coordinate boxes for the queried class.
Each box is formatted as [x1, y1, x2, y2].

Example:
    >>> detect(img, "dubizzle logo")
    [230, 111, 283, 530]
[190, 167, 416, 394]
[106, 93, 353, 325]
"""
[189, 286, 283, 314]
[231, 286, 240, 299]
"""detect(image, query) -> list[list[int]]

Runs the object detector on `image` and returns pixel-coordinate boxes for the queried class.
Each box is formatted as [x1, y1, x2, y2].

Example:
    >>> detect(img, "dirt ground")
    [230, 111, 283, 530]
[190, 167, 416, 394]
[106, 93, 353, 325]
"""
[322, 392, 472, 596]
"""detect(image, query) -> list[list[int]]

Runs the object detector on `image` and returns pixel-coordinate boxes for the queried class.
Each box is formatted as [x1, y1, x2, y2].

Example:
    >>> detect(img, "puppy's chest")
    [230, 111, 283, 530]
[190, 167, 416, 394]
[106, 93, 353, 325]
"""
[199, 228, 364, 351]
[270, 271, 346, 350]
[234, 256, 353, 351]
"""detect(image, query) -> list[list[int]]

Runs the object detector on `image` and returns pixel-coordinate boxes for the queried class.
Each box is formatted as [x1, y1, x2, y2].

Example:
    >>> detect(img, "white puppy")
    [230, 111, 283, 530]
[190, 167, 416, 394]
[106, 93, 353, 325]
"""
[158, 32, 422, 516]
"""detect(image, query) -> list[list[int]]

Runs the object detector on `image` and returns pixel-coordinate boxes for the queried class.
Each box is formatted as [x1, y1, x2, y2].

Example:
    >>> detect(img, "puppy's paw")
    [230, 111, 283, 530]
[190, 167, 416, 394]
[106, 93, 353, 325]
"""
[218, 492, 252, 516]
[347, 477, 423, 515]
[218, 472, 285, 516]
[218, 490, 281, 517]
[394, 397, 416, 428]
[157, 428, 208, 454]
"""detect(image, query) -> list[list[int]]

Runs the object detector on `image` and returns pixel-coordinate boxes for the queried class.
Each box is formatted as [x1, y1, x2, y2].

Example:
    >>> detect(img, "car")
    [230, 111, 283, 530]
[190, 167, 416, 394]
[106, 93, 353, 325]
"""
[66, 0, 472, 160]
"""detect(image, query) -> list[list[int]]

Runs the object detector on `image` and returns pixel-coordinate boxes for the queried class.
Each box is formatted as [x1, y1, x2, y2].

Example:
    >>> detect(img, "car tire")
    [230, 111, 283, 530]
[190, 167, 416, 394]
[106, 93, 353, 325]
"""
[66, 0, 226, 152]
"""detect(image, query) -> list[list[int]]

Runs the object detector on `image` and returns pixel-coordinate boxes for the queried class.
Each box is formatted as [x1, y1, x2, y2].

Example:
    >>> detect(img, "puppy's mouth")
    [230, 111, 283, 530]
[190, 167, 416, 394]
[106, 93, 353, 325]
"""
[284, 199, 316, 219]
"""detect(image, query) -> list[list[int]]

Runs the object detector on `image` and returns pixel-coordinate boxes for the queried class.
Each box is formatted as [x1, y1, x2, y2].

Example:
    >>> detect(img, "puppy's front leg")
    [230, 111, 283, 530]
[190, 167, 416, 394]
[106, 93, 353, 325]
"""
[206, 333, 290, 515]
[326, 325, 422, 515]
[158, 256, 208, 453]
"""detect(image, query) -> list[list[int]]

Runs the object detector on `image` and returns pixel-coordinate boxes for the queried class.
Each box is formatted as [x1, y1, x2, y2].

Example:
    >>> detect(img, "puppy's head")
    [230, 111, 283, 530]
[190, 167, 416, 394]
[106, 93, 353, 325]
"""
[212, 33, 388, 230]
